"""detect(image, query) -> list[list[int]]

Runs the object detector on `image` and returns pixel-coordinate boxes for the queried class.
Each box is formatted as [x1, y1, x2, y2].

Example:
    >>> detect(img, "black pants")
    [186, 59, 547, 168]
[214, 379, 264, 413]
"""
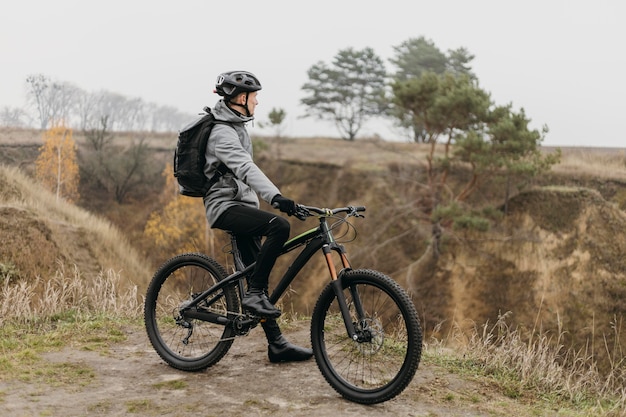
[213, 205, 290, 290]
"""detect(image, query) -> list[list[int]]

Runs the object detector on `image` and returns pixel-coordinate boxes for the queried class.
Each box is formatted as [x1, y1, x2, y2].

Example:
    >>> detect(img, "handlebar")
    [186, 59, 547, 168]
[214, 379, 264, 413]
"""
[294, 205, 366, 221]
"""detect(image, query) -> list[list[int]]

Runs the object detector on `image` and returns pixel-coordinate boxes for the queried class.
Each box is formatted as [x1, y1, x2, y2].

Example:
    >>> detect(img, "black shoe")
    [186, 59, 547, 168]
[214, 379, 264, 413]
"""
[268, 335, 313, 363]
[242, 288, 281, 318]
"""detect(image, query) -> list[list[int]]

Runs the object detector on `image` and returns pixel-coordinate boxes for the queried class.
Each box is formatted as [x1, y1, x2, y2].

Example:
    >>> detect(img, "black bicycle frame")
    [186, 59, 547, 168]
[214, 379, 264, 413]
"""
[180, 215, 360, 339]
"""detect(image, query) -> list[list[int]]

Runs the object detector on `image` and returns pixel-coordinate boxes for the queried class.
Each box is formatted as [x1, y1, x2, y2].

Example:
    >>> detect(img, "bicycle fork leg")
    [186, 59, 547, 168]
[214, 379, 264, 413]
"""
[324, 245, 358, 340]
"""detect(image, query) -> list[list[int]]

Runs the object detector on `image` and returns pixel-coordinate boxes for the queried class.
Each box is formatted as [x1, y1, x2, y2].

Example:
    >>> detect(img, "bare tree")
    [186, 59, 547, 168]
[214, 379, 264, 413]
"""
[23, 74, 190, 133]
[25, 74, 77, 129]
[75, 89, 102, 130]
[149, 103, 191, 132]
[83, 115, 114, 151]
[0, 106, 28, 127]
[26, 74, 53, 129]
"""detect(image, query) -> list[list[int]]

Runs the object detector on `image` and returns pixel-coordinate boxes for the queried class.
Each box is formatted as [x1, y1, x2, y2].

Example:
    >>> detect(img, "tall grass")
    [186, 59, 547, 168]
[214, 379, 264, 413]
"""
[0, 264, 140, 325]
[552, 147, 626, 180]
[427, 311, 626, 415]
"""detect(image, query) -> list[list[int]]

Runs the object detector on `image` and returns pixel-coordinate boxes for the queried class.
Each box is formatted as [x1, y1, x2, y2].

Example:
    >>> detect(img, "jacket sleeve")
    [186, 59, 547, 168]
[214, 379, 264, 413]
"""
[212, 124, 280, 203]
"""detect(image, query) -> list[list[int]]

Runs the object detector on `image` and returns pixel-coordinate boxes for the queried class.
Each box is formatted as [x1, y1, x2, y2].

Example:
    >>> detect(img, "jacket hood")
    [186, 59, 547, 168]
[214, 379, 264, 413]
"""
[212, 99, 254, 124]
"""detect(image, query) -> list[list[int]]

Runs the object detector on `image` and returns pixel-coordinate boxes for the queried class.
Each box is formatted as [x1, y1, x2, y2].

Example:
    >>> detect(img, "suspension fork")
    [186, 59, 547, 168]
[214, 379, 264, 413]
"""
[324, 243, 363, 341]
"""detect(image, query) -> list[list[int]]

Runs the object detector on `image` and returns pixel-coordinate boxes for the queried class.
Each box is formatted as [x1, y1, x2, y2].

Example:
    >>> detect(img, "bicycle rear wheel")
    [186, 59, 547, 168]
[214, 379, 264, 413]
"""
[144, 252, 239, 371]
[311, 269, 422, 404]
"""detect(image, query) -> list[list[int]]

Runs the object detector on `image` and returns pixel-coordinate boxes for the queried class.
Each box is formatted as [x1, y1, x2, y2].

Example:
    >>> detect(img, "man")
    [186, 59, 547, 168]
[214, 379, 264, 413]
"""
[203, 70, 312, 363]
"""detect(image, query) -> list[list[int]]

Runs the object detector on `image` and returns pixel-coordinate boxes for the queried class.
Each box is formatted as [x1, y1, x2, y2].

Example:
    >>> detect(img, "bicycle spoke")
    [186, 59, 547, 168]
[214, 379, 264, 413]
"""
[312, 269, 421, 404]
[144, 253, 239, 371]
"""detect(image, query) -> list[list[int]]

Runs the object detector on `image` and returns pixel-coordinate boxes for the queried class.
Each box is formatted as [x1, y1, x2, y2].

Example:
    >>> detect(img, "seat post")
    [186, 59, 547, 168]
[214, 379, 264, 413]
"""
[227, 232, 246, 273]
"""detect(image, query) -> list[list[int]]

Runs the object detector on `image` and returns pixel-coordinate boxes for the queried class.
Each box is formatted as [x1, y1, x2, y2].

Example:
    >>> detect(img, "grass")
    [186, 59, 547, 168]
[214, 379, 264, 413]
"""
[550, 147, 626, 181]
[0, 164, 151, 291]
[0, 266, 140, 386]
[151, 380, 187, 390]
[2, 266, 626, 415]
[425, 311, 626, 416]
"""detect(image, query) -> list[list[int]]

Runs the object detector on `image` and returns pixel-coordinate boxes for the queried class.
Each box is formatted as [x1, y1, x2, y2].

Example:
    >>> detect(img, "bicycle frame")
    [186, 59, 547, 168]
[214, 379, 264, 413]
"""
[180, 211, 362, 339]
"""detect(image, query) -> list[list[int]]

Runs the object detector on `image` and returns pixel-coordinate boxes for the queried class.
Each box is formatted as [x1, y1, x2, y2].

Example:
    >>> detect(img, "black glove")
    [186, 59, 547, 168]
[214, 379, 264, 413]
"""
[272, 195, 296, 216]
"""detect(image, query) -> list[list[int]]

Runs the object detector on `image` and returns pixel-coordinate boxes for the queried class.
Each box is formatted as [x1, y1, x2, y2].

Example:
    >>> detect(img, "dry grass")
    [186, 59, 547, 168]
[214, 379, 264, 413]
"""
[0, 264, 140, 325]
[548, 146, 626, 181]
[427, 311, 626, 415]
[3, 263, 625, 414]
[0, 165, 151, 289]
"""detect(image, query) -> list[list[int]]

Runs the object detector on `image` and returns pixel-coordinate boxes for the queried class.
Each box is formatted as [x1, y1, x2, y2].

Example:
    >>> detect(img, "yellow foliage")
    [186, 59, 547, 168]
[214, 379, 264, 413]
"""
[144, 164, 229, 260]
[144, 193, 212, 258]
[163, 162, 178, 196]
[35, 123, 79, 203]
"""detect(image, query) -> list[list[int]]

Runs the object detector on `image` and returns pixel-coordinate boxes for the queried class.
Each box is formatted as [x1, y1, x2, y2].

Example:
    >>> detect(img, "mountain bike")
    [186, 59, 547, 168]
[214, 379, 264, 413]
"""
[144, 204, 422, 404]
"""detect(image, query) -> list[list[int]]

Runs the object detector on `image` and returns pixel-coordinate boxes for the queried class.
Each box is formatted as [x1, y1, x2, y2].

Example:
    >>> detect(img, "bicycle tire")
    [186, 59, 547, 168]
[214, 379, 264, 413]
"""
[311, 269, 422, 404]
[144, 252, 239, 371]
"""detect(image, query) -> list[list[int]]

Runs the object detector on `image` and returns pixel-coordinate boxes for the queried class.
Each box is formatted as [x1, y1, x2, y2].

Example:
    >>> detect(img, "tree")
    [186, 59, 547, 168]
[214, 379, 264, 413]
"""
[26, 74, 54, 130]
[83, 115, 114, 151]
[389, 37, 477, 141]
[301, 47, 388, 140]
[80, 123, 160, 204]
[391, 72, 490, 143]
[96, 137, 156, 204]
[0, 106, 27, 127]
[404, 100, 560, 294]
[35, 123, 80, 203]
[266, 107, 287, 138]
[453, 105, 561, 207]
[446, 47, 476, 79]
[389, 37, 448, 80]
[143, 163, 216, 260]
[25, 74, 77, 130]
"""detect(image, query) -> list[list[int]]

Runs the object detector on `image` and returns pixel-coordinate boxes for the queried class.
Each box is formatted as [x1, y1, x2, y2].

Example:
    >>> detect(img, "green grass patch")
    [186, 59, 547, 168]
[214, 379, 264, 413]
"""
[0, 313, 137, 383]
[125, 399, 154, 413]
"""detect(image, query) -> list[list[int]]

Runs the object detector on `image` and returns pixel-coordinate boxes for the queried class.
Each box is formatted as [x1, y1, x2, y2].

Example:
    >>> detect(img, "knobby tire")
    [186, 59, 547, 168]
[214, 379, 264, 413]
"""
[144, 252, 238, 371]
[311, 269, 422, 404]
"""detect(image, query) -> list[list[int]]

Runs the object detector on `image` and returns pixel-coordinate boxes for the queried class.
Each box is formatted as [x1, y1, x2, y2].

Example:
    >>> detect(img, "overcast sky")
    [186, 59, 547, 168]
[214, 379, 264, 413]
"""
[1, 0, 624, 148]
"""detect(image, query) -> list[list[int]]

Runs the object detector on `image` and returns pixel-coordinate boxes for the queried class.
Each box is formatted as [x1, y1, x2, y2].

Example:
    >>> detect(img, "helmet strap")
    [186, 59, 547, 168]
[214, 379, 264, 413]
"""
[227, 92, 251, 117]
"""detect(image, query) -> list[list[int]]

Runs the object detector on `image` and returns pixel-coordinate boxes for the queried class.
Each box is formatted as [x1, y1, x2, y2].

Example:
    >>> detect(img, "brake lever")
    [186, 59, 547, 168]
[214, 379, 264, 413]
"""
[347, 206, 365, 218]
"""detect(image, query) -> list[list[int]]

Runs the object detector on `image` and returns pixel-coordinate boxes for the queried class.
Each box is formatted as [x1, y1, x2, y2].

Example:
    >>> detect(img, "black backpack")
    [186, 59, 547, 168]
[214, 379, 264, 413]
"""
[173, 107, 232, 197]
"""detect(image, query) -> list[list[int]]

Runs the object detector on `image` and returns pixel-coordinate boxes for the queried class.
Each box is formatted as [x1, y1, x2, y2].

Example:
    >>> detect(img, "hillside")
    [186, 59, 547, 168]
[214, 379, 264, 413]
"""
[2, 128, 626, 414]
[0, 165, 150, 294]
[2, 128, 626, 336]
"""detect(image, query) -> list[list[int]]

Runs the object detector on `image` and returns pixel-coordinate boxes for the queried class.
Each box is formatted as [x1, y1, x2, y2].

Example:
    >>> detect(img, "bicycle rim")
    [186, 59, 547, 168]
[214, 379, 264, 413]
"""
[144, 253, 239, 371]
[311, 269, 422, 404]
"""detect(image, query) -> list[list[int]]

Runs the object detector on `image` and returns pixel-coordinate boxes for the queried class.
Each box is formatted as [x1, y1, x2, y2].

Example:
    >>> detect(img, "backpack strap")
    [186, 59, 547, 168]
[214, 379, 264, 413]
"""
[205, 117, 236, 191]
[206, 161, 232, 189]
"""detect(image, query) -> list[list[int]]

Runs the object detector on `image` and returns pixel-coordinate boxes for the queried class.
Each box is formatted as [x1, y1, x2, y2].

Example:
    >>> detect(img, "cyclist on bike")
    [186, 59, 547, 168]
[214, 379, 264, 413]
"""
[202, 70, 313, 363]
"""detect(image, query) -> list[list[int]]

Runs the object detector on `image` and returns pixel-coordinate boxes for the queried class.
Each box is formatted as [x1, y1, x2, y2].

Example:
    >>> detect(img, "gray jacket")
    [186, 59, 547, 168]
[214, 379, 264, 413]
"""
[203, 99, 281, 226]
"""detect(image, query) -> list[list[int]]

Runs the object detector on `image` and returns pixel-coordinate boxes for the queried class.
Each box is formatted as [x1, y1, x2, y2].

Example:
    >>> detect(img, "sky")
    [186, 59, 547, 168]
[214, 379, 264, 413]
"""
[1, 0, 625, 148]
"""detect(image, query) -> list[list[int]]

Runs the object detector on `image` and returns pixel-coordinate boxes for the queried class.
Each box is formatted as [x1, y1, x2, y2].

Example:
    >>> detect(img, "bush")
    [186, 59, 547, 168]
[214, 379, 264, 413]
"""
[0, 261, 19, 283]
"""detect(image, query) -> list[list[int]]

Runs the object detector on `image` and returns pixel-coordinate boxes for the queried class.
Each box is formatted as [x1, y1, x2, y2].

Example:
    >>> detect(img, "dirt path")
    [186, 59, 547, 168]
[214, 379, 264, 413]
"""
[1, 320, 518, 417]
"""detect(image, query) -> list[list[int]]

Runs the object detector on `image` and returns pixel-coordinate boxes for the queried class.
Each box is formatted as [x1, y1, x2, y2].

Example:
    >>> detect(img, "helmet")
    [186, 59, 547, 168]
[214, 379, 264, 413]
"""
[215, 71, 262, 98]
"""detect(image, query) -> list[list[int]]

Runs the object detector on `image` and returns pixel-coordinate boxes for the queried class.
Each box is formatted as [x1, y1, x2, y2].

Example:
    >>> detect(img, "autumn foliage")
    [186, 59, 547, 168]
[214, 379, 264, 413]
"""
[35, 123, 79, 203]
[143, 163, 221, 261]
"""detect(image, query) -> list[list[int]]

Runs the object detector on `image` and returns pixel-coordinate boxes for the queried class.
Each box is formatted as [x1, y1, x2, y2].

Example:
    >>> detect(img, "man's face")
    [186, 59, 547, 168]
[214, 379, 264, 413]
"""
[245, 91, 258, 116]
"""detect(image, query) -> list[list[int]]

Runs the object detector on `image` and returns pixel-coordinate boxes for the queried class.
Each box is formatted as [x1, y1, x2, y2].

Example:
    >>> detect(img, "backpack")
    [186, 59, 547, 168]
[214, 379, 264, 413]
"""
[173, 106, 232, 197]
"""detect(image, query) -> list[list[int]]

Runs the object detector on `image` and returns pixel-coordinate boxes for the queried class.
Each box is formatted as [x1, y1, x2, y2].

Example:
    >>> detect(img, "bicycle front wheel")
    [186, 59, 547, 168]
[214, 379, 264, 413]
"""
[311, 269, 422, 404]
[144, 253, 239, 371]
